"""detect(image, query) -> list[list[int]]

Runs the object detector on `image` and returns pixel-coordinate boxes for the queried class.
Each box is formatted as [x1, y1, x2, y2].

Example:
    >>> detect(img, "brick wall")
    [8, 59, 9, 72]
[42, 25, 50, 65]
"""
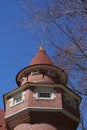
[5, 89, 29, 117]
[0, 109, 6, 130]
[28, 87, 63, 108]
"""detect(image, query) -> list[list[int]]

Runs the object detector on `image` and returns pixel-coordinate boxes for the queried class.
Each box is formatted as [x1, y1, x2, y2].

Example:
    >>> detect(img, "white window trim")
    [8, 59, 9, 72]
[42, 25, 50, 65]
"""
[33, 87, 56, 100]
[11, 98, 23, 107]
[10, 91, 25, 107]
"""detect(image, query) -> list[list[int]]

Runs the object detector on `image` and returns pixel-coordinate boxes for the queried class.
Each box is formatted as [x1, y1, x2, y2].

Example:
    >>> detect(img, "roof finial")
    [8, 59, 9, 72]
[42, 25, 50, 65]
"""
[39, 45, 44, 51]
[39, 40, 44, 51]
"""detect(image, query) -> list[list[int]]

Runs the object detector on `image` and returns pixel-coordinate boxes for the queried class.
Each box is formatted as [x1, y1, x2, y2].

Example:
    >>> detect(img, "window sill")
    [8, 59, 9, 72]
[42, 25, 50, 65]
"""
[36, 97, 54, 100]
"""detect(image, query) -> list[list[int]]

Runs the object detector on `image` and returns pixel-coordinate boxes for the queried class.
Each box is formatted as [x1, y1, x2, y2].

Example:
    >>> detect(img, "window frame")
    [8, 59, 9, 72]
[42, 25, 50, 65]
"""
[10, 91, 23, 107]
[38, 92, 52, 99]
[35, 87, 56, 100]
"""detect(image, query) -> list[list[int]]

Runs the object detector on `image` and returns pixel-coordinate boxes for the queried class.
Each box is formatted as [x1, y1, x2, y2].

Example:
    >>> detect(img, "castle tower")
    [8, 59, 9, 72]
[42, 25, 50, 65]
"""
[4, 46, 81, 130]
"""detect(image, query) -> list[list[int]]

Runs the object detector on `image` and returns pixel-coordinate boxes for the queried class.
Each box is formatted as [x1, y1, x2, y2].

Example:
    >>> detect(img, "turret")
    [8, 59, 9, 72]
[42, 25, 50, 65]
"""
[4, 46, 81, 130]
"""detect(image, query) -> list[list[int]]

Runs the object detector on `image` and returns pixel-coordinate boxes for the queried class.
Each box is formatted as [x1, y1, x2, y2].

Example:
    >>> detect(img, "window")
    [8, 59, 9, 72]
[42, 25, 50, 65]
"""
[10, 92, 23, 107]
[38, 92, 51, 98]
[64, 93, 77, 109]
[34, 87, 56, 100]
[14, 95, 22, 104]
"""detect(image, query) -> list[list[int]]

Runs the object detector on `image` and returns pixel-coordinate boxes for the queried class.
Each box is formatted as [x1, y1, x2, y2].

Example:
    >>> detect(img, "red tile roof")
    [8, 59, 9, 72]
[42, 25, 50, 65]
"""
[29, 46, 53, 66]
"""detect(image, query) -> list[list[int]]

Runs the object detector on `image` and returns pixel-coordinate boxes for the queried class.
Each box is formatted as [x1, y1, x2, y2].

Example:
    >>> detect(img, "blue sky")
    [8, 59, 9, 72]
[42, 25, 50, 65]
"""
[0, 0, 42, 109]
[0, 1, 87, 129]
[0, 0, 54, 110]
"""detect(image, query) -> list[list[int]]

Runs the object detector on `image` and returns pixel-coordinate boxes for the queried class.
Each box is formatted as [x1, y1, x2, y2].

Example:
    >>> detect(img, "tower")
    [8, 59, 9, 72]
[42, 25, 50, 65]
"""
[4, 46, 81, 130]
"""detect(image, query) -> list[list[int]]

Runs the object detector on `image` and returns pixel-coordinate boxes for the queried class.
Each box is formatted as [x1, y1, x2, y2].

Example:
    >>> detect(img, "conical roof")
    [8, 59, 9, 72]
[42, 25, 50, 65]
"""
[29, 46, 53, 66]
[16, 46, 68, 86]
